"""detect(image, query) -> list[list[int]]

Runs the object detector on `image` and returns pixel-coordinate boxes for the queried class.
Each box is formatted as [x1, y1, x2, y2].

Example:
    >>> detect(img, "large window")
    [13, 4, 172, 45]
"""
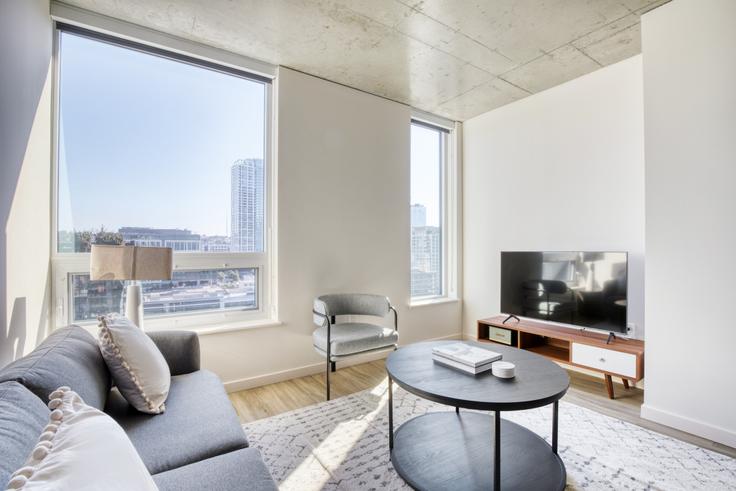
[52, 25, 272, 328]
[410, 120, 450, 299]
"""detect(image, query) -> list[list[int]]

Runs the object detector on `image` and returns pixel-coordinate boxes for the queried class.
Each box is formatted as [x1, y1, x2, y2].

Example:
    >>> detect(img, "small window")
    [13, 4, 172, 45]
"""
[410, 121, 448, 298]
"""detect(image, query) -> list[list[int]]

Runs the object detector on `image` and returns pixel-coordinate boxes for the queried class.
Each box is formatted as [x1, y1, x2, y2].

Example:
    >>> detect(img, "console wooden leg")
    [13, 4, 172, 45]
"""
[622, 379, 630, 390]
[604, 374, 614, 399]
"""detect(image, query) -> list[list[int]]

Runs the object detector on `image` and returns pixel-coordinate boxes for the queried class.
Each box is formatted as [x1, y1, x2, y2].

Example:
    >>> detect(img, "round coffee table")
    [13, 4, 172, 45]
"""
[386, 341, 569, 491]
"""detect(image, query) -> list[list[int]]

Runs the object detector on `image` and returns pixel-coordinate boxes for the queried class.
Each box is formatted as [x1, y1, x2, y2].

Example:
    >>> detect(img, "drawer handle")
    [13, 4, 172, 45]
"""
[599, 358, 606, 362]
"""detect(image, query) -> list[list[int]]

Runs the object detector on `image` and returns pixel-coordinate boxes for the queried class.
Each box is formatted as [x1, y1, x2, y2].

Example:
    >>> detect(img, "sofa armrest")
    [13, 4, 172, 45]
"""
[147, 331, 200, 376]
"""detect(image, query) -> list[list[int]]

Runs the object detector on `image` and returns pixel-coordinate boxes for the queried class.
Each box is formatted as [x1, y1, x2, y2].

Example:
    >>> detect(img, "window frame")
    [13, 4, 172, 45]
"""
[409, 113, 459, 305]
[49, 22, 278, 332]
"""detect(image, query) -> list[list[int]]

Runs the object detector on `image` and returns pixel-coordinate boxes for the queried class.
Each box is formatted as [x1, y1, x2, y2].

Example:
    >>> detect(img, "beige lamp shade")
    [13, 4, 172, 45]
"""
[90, 245, 173, 281]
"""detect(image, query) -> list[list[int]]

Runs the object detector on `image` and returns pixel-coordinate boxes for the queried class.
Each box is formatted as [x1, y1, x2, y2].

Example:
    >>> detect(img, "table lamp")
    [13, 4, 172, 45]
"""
[89, 245, 173, 329]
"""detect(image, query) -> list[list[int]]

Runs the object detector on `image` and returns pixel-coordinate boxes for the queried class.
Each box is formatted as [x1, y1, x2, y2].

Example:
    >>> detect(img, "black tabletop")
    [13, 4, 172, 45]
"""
[386, 341, 569, 411]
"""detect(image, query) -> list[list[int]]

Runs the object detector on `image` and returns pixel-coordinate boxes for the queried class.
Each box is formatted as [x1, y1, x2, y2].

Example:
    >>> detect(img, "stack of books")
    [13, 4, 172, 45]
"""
[432, 343, 502, 375]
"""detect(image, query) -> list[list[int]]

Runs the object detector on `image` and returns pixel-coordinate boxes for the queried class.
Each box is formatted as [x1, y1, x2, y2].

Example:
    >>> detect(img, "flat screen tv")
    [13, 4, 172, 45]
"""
[501, 251, 628, 334]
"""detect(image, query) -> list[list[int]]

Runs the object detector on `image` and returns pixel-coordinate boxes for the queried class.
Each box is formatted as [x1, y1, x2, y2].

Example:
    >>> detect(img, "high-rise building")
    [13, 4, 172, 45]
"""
[119, 227, 201, 252]
[411, 225, 441, 296]
[231, 158, 265, 252]
[201, 235, 231, 252]
[410, 203, 440, 296]
[411, 204, 427, 227]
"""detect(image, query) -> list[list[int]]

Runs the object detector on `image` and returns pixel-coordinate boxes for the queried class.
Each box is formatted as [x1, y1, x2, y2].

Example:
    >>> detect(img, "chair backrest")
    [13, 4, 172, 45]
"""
[313, 293, 390, 327]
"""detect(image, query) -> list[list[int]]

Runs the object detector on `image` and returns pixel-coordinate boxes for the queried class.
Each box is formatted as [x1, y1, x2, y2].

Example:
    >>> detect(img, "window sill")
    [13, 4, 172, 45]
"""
[192, 318, 283, 336]
[408, 297, 459, 309]
[65, 316, 282, 336]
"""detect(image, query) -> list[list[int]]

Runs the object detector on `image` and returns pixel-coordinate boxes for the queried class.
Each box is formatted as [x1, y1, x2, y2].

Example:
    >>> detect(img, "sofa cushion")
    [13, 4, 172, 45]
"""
[5, 387, 158, 491]
[105, 369, 248, 475]
[98, 314, 170, 414]
[0, 382, 50, 487]
[153, 448, 276, 491]
[0, 326, 111, 410]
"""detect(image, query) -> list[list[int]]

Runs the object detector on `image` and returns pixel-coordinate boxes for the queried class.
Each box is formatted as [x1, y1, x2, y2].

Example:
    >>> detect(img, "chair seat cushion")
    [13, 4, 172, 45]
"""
[153, 448, 277, 491]
[104, 369, 248, 475]
[312, 323, 398, 357]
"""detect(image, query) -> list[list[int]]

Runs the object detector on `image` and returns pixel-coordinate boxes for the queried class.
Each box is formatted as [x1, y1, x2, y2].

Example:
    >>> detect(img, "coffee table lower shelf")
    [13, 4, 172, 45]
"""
[390, 412, 566, 491]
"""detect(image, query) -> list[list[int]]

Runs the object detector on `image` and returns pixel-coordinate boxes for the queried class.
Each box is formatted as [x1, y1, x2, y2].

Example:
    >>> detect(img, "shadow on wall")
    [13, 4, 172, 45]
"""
[1, 298, 26, 366]
[0, 274, 51, 368]
[0, 0, 53, 367]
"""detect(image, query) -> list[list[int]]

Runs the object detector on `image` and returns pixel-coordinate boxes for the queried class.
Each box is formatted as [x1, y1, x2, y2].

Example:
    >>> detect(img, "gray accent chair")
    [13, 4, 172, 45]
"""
[312, 293, 398, 400]
[0, 326, 277, 490]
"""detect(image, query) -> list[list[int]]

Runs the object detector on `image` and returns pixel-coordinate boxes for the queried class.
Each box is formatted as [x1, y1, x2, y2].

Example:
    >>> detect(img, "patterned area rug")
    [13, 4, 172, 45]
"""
[243, 381, 736, 490]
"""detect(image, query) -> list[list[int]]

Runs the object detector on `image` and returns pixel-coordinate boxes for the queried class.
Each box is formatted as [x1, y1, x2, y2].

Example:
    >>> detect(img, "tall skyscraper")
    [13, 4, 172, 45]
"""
[411, 225, 441, 296]
[231, 158, 264, 252]
[411, 204, 427, 227]
[410, 203, 440, 296]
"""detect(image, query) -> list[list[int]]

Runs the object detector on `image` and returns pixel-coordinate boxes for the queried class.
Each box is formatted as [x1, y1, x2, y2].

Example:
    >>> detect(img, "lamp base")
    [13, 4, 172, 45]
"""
[125, 282, 144, 329]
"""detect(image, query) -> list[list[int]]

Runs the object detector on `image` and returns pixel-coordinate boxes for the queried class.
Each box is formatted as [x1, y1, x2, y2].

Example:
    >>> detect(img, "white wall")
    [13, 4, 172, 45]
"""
[641, 0, 736, 447]
[201, 68, 461, 389]
[0, 0, 53, 367]
[462, 56, 645, 340]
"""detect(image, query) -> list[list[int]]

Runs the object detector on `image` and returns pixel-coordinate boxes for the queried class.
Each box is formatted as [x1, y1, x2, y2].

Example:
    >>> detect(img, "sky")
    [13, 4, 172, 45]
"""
[57, 32, 265, 237]
[410, 124, 442, 227]
[57, 31, 443, 242]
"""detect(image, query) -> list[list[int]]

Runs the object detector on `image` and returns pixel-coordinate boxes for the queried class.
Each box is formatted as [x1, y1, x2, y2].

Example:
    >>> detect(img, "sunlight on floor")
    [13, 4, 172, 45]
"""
[280, 383, 389, 489]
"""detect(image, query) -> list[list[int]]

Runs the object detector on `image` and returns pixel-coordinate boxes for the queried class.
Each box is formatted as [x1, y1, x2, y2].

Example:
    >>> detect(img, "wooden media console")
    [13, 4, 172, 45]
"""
[477, 315, 644, 399]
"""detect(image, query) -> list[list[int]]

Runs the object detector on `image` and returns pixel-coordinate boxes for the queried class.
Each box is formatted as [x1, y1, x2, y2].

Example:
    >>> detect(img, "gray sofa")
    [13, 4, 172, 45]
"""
[0, 326, 277, 490]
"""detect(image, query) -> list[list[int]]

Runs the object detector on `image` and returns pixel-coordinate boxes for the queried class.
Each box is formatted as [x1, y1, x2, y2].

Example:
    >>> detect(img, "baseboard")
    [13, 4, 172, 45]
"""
[223, 332, 462, 393]
[641, 403, 736, 449]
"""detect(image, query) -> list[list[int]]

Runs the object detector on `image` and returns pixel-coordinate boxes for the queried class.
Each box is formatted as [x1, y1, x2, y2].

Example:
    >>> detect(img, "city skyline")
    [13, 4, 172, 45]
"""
[59, 156, 266, 253]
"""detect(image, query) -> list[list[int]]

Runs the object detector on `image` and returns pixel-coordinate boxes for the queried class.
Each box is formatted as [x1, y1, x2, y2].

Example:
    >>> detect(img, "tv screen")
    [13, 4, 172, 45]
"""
[501, 251, 628, 333]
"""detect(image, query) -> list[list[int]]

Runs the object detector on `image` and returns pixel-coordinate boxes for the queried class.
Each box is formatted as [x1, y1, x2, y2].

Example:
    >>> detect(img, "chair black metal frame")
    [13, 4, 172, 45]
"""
[312, 305, 398, 400]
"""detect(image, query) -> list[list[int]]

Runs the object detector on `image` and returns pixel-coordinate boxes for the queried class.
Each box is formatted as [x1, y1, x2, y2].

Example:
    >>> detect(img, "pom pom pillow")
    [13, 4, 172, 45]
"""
[5, 387, 159, 490]
[98, 314, 170, 414]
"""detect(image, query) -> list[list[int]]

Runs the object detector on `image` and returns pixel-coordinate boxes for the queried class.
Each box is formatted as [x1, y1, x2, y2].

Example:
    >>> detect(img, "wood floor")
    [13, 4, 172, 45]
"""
[229, 359, 736, 459]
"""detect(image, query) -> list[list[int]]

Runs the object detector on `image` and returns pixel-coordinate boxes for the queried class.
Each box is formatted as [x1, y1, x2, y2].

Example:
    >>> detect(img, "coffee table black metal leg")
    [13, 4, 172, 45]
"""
[494, 411, 501, 491]
[552, 400, 559, 454]
[388, 375, 394, 451]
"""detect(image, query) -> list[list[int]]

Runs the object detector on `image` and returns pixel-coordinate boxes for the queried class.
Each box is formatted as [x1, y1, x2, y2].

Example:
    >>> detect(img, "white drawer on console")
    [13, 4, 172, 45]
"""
[571, 343, 637, 378]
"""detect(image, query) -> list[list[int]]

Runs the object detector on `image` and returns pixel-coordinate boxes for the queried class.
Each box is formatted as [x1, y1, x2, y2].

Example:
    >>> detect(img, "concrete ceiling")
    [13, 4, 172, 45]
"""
[60, 0, 668, 121]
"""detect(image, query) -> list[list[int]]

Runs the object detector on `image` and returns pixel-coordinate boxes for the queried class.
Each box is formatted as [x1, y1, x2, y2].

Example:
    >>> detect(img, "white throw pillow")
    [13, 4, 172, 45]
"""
[98, 314, 170, 414]
[5, 387, 159, 490]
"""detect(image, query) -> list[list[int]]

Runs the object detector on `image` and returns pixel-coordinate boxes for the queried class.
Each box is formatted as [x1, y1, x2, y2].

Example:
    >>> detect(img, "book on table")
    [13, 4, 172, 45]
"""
[432, 354, 496, 374]
[432, 343, 502, 367]
[432, 343, 502, 375]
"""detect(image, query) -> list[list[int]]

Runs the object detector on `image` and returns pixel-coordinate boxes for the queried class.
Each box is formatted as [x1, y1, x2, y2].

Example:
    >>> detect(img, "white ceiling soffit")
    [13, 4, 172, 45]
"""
[56, 0, 669, 121]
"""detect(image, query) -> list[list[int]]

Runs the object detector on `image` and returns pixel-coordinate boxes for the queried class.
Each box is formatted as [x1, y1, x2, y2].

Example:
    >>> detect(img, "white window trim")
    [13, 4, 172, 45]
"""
[409, 112, 461, 306]
[49, 15, 279, 333]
